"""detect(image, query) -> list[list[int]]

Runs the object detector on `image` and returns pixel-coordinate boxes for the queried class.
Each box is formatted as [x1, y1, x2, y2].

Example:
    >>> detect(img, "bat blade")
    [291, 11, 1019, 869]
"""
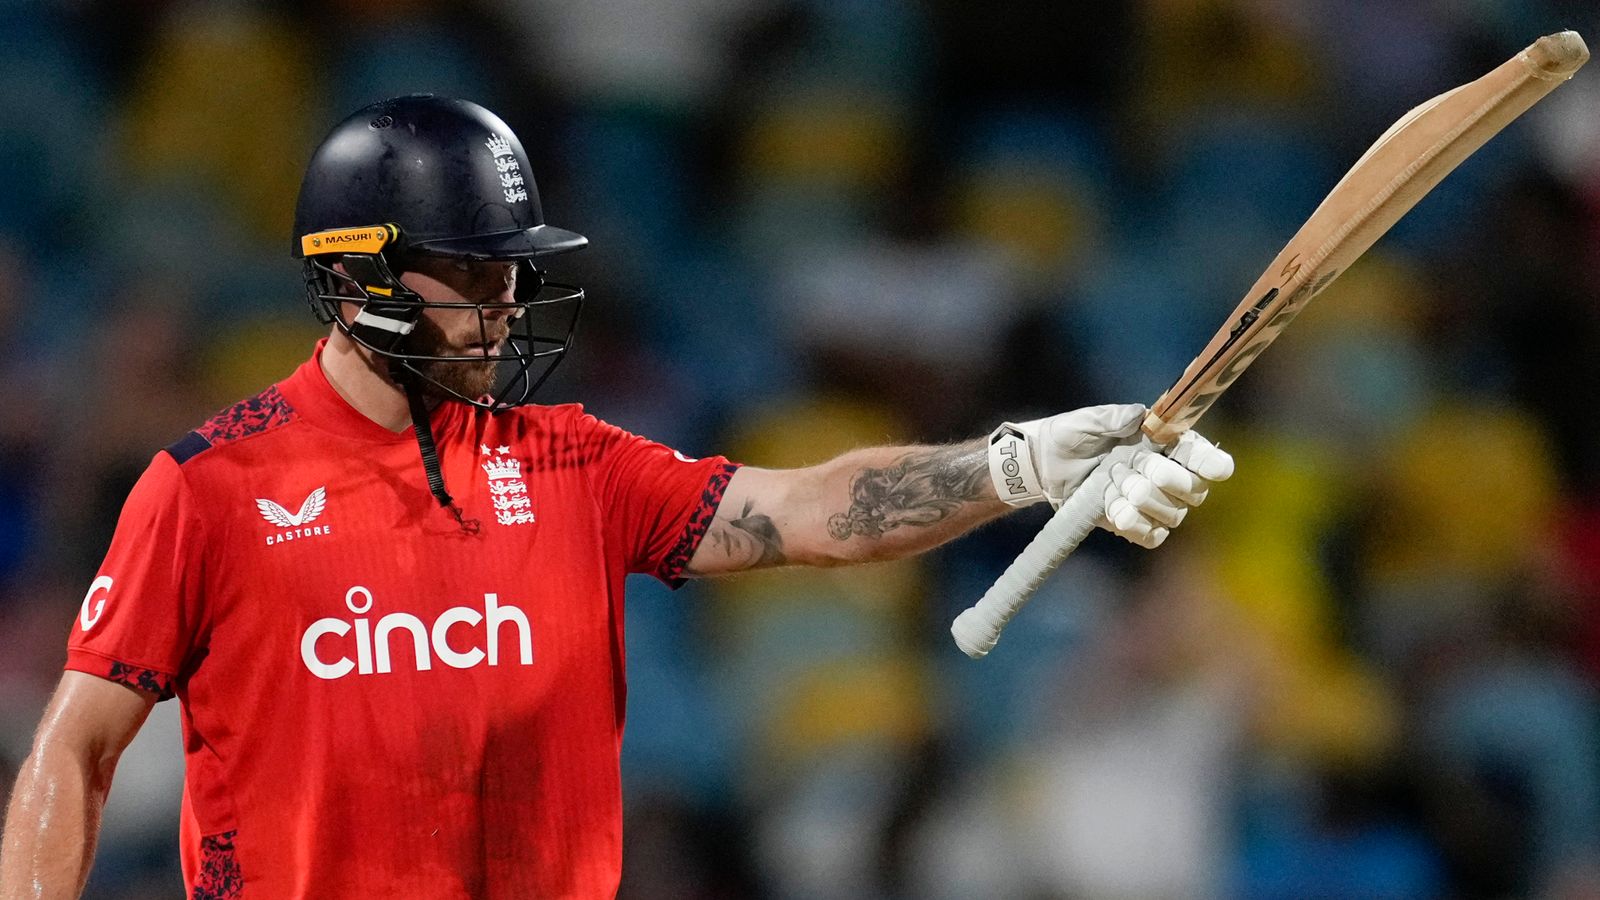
[952, 30, 1588, 659]
[1144, 29, 1589, 443]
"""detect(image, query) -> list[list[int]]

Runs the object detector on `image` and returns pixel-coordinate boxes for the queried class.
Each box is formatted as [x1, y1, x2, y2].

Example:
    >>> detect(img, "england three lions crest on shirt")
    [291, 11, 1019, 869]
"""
[482, 445, 535, 526]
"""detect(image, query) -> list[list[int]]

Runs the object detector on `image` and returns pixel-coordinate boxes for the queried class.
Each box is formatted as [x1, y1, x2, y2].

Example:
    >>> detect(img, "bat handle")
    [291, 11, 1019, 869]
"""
[950, 440, 1142, 658]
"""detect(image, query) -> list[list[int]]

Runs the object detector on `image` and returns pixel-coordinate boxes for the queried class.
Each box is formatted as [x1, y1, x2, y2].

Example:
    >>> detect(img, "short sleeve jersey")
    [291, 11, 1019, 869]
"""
[64, 341, 738, 899]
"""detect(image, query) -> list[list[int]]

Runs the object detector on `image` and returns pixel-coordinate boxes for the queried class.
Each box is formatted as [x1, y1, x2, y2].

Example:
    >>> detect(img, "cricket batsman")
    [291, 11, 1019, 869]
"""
[0, 95, 1232, 898]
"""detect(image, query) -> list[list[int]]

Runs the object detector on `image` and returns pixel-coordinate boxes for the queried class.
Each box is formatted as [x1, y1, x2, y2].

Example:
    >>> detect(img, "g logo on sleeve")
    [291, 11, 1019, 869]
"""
[79, 575, 113, 631]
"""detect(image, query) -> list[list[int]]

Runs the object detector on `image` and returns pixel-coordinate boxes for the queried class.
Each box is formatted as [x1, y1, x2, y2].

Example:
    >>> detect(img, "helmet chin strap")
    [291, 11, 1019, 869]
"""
[390, 360, 481, 535]
[333, 253, 480, 534]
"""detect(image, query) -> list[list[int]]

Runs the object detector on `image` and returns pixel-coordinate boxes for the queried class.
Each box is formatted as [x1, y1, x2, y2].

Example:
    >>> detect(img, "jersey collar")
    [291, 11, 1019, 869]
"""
[279, 339, 457, 443]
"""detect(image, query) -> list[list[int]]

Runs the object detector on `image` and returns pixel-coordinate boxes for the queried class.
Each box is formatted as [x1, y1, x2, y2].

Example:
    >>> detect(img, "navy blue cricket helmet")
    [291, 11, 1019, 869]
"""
[293, 95, 586, 411]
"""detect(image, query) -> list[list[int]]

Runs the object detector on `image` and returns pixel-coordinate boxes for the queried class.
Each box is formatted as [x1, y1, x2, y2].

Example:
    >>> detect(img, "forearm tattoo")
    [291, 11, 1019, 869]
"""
[828, 440, 990, 541]
[698, 498, 786, 570]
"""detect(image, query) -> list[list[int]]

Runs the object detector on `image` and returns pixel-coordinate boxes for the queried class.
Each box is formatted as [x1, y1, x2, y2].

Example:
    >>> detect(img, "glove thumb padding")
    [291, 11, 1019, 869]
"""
[1167, 430, 1236, 482]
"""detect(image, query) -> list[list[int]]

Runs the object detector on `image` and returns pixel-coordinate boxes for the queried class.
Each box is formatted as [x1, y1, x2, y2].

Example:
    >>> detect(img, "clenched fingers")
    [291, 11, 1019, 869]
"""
[1107, 459, 1189, 527]
[1095, 429, 1233, 549]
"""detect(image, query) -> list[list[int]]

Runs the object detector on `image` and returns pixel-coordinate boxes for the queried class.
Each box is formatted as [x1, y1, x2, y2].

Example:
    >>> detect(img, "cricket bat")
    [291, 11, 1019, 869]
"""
[951, 30, 1589, 659]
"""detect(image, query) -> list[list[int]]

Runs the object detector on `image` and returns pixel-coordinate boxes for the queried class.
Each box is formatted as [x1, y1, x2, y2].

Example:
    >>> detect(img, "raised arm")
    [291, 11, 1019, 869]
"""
[686, 439, 1004, 574]
[1, 671, 157, 900]
[684, 404, 1235, 577]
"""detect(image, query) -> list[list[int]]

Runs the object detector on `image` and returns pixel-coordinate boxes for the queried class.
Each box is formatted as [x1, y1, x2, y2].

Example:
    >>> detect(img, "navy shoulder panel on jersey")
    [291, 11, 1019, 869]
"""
[165, 385, 298, 465]
[165, 431, 212, 465]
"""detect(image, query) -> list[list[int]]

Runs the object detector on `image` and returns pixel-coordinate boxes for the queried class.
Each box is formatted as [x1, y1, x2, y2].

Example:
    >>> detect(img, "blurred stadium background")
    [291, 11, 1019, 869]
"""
[2, 0, 1600, 897]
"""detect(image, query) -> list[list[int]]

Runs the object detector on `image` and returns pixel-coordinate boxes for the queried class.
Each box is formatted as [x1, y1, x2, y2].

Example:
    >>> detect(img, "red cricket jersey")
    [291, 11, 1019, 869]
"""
[64, 341, 738, 898]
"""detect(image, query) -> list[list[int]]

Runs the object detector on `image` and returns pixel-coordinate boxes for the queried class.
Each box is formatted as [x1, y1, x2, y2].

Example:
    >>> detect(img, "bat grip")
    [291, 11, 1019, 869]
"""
[950, 440, 1146, 658]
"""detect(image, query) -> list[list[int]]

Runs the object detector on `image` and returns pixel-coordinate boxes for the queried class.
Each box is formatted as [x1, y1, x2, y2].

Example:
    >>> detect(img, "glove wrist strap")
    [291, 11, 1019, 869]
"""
[988, 422, 1046, 507]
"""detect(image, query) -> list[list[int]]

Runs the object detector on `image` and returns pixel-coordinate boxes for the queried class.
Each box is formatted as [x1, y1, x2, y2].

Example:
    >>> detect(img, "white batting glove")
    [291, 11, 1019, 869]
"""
[987, 404, 1235, 548]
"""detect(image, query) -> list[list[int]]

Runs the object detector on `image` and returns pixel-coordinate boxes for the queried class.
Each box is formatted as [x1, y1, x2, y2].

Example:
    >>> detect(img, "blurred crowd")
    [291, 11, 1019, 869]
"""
[3, 0, 1600, 897]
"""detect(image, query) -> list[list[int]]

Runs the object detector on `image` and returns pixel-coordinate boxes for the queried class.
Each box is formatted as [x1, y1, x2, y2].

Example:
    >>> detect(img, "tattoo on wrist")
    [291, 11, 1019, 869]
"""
[696, 498, 786, 571]
[828, 441, 990, 541]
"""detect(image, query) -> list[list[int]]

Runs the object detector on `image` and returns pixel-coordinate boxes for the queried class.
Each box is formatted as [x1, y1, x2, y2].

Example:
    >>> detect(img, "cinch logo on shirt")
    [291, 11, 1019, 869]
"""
[300, 586, 534, 680]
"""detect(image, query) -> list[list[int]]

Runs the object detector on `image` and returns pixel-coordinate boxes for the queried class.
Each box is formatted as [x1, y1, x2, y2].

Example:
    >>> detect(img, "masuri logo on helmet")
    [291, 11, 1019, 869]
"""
[299, 224, 398, 258]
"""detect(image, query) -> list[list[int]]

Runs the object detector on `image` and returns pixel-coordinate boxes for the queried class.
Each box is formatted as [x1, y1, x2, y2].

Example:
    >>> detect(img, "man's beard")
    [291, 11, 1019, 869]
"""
[403, 315, 509, 402]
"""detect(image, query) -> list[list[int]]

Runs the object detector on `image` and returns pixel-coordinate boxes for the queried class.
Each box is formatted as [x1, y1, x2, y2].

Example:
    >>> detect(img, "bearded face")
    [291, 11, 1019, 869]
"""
[333, 255, 569, 407]
[404, 312, 511, 402]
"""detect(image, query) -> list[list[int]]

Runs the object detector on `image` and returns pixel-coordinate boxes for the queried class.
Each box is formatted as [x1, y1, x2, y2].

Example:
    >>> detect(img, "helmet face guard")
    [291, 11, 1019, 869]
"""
[301, 223, 583, 411]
